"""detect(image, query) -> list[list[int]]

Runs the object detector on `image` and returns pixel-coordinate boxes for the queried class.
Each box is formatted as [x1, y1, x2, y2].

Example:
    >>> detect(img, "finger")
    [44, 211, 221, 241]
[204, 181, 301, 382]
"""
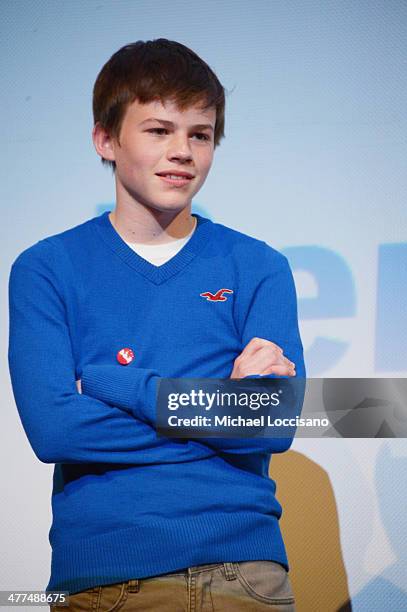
[258, 346, 294, 370]
[240, 337, 284, 358]
[236, 346, 294, 375]
[238, 352, 291, 377]
[261, 364, 296, 377]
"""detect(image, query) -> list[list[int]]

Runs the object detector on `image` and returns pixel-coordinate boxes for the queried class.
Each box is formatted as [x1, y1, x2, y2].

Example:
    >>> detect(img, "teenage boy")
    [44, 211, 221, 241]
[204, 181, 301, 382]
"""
[8, 39, 305, 611]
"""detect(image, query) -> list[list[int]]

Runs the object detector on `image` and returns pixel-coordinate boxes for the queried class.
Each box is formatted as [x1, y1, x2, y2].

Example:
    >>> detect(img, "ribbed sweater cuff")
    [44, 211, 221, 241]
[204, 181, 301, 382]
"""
[81, 365, 159, 424]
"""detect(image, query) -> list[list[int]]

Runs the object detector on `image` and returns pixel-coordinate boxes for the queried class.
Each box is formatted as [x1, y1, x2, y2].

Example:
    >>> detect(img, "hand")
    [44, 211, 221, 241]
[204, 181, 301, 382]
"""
[230, 337, 296, 378]
[76, 379, 82, 394]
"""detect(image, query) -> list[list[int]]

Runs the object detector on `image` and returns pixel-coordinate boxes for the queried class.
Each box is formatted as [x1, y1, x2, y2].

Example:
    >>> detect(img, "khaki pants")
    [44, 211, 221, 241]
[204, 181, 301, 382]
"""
[51, 561, 295, 611]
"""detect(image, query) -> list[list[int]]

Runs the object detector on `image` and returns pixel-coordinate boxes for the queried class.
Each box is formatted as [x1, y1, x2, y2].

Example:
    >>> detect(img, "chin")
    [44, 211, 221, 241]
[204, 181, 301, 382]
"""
[148, 201, 191, 214]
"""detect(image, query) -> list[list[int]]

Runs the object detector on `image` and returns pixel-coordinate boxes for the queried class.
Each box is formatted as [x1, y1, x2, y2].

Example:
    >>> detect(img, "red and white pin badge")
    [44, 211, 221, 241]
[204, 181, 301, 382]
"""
[117, 347, 135, 365]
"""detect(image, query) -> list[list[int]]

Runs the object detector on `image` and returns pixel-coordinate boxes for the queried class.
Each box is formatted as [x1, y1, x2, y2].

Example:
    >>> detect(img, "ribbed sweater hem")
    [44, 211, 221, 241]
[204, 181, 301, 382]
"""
[46, 512, 287, 594]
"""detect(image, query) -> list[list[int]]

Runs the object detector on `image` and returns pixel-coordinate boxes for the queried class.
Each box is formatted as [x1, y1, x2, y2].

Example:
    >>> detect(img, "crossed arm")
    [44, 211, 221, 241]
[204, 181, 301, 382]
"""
[8, 242, 304, 464]
[76, 337, 296, 393]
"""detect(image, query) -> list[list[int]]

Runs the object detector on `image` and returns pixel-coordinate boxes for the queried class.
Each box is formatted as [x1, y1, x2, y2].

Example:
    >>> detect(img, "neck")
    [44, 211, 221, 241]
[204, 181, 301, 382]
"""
[109, 190, 195, 245]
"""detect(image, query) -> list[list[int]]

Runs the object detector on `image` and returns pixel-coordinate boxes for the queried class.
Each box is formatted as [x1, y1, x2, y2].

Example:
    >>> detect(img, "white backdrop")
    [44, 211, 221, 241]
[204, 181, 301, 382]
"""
[2, 1, 406, 610]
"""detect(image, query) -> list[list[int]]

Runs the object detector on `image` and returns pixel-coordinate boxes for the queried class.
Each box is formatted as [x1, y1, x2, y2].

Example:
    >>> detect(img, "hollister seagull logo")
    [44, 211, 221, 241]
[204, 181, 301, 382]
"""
[200, 288, 234, 302]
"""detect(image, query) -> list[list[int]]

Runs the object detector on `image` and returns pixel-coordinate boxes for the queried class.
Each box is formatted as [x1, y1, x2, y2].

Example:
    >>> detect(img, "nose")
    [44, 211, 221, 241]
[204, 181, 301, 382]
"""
[166, 132, 193, 163]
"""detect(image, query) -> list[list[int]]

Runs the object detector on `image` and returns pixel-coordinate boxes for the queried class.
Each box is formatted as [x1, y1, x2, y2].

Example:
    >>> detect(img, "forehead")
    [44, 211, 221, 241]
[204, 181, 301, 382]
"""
[123, 98, 216, 125]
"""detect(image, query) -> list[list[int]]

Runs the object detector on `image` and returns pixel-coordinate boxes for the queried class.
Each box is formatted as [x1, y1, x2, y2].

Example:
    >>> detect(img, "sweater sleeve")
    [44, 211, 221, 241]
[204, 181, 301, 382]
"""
[7, 244, 214, 466]
[237, 248, 306, 378]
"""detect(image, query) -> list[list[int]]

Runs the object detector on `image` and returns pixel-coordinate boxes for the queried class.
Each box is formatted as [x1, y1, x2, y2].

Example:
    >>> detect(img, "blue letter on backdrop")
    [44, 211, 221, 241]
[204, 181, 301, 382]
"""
[375, 243, 407, 372]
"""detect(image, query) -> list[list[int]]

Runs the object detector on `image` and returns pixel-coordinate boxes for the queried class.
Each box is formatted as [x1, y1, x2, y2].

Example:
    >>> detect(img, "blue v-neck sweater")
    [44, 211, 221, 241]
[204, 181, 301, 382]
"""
[8, 212, 305, 594]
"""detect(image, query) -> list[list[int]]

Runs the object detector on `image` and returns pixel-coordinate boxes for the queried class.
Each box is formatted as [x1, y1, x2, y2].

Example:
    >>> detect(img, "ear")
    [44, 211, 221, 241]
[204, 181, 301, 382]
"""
[92, 122, 117, 162]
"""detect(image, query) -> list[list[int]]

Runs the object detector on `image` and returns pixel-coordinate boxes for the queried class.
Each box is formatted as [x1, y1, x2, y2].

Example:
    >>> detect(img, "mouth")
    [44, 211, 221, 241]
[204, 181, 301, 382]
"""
[155, 174, 194, 187]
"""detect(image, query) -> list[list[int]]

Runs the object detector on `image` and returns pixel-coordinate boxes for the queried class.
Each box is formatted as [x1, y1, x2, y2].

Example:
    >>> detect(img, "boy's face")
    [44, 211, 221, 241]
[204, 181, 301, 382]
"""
[95, 98, 216, 215]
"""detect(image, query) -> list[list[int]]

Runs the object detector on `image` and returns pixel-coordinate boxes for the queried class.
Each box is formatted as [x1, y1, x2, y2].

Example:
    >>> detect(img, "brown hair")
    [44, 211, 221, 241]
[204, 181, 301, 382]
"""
[92, 39, 227, 171]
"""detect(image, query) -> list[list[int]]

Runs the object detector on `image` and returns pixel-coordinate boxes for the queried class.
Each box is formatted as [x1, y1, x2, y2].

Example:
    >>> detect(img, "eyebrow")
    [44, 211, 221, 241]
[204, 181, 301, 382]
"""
[139, 118, 214, 132]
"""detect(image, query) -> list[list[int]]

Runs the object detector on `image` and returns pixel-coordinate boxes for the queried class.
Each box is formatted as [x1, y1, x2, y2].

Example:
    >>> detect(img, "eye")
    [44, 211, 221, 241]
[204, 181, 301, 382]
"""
[193, 133, 211, 141]
[147, 128, 168, 136]
[147, 128, 210, 141]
